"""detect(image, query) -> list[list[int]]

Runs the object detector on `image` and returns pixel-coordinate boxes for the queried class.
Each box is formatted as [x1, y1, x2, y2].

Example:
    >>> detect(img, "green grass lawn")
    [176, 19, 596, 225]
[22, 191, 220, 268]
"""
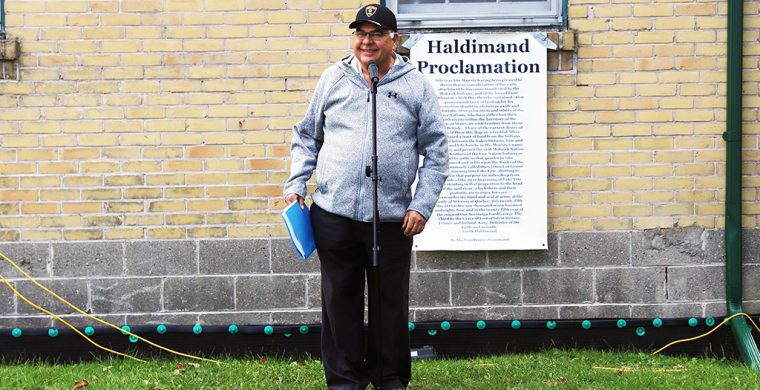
[2, 349, 759, 389]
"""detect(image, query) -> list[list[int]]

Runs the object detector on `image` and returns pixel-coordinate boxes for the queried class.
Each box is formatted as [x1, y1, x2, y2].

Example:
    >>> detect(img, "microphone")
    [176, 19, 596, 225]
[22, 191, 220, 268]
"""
[368, 61, 379, 83]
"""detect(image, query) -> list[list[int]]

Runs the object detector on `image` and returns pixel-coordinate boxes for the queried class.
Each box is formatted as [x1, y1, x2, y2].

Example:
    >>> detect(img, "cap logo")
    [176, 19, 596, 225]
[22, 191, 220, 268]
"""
[365, 6, 377, 17]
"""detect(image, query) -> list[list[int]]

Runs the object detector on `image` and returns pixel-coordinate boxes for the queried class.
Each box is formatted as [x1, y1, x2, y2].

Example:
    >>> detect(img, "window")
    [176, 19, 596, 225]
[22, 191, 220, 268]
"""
[387, 0, 563, 29]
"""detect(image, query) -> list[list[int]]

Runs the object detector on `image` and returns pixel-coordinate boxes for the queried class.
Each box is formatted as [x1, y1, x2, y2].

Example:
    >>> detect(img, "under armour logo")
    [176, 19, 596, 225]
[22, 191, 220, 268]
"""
[388, 92, 398, 99]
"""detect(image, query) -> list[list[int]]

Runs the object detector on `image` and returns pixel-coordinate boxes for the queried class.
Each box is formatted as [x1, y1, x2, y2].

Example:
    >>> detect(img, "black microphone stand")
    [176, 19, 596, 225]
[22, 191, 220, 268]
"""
[366, 62, 384, 390]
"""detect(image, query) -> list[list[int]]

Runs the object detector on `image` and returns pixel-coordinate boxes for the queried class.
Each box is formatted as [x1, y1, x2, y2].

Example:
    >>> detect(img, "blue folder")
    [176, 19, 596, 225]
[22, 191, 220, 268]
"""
[281, 202, 316, 260]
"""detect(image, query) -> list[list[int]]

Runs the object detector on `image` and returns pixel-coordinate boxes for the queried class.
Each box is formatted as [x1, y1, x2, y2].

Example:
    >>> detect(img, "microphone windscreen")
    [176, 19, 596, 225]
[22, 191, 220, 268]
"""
[368, 61, 379, 81]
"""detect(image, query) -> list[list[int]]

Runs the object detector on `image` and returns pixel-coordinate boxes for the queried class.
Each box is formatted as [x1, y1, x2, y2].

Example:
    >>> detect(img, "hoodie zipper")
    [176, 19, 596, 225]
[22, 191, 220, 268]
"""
[357, 84, 377, 222]
[354, 85, 369, 221]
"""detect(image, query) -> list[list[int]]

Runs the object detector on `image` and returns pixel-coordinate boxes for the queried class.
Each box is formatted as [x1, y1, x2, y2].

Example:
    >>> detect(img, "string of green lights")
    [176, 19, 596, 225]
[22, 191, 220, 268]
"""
[0, 316, 743, 339]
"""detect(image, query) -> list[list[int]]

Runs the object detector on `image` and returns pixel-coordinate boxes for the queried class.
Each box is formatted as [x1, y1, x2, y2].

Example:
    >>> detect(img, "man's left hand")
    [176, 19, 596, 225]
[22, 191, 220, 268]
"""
[402, 210, 426, 237]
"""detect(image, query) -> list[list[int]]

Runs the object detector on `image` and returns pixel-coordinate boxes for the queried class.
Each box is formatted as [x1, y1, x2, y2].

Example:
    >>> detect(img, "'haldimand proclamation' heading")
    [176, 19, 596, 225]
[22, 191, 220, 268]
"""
[417, 38, 541, 75]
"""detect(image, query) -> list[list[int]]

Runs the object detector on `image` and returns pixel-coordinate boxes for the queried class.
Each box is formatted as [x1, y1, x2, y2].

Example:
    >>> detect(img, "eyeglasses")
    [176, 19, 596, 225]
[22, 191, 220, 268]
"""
[353, 30, 393, 41]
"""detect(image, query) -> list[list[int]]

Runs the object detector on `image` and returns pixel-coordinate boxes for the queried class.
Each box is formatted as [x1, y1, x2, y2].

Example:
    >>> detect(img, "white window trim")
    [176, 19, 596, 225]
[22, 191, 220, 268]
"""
[387, 0, 563, 29]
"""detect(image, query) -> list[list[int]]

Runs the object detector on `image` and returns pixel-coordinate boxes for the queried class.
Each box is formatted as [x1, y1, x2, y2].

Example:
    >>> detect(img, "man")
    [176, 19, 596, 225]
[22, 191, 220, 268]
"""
[284, 4, 448, 389]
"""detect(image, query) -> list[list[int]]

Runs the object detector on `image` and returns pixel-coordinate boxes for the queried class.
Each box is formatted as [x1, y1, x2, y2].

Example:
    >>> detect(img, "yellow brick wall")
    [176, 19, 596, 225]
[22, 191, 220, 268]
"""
[553, 0, 760, 232]
[0, 0, 367, 241]
[0, 0, 758, 241]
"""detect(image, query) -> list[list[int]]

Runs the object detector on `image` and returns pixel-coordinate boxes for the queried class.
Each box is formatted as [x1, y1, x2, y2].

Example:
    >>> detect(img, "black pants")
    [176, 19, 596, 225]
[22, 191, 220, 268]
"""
[311, 203, 413, 390]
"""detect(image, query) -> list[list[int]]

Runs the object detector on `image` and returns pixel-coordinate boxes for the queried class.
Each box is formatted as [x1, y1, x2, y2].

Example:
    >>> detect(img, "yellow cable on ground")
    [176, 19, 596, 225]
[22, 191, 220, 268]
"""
[0, 251, 220, 364]
[0, 272, 146, 362]
[652, 312, 760, 356]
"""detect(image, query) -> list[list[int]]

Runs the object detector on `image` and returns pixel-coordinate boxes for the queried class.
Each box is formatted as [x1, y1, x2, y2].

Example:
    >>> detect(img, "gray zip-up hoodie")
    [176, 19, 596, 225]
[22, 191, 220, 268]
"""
[285, 54, 449, 222]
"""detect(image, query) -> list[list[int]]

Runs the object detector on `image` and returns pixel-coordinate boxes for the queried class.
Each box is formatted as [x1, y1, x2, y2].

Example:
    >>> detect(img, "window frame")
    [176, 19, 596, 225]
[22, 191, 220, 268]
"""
[386, 0, 564, 29]
[0, 0, 6, 39]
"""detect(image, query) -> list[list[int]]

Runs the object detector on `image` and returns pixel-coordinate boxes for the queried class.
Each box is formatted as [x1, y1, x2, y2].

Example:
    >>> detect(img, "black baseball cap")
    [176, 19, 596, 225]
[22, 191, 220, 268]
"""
[348, 4, 397, 31]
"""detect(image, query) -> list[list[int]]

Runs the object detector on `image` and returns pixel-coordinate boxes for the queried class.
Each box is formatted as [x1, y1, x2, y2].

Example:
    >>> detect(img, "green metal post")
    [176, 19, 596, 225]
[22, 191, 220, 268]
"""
[725, 0, 760, 370]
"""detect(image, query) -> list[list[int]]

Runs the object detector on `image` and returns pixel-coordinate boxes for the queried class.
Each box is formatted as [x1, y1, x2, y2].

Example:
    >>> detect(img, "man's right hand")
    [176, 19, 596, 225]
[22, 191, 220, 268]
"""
[285, 193, 305, 209]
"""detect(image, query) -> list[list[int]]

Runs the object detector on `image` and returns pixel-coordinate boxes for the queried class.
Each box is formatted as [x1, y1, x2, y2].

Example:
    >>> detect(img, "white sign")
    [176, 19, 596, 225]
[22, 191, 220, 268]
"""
[412, 33, 548, 251]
